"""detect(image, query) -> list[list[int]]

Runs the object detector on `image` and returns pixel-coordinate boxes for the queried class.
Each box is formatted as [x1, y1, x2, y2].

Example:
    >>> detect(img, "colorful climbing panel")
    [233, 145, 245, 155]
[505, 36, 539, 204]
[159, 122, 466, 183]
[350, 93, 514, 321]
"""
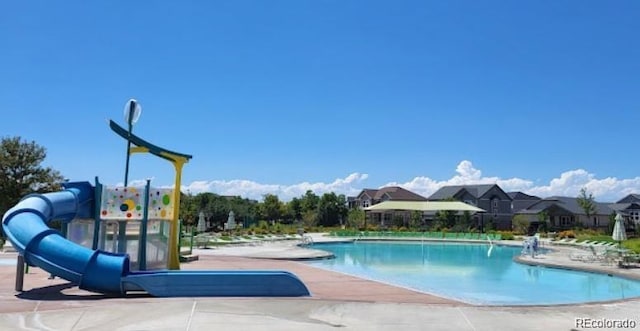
[100, 187, 174, 221]
[147, 188, 174, 220]
[100, 186, 145, 220]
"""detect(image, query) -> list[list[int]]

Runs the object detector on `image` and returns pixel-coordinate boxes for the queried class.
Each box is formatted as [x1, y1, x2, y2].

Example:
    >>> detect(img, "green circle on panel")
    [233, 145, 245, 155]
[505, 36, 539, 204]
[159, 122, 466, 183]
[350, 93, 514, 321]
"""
[136, 205, 141, 211]
[162, 194, 171, 205]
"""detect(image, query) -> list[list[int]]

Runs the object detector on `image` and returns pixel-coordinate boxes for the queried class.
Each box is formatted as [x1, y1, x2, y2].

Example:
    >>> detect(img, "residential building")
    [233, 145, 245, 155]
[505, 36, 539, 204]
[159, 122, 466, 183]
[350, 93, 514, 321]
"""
[349, 186, 428, 227]
[428, 184, 512, 230]
[608, 194, 640, 231]
[514, 196, 613, 231]
[350, 186, 428, 209]
[508, 192, 541, 214]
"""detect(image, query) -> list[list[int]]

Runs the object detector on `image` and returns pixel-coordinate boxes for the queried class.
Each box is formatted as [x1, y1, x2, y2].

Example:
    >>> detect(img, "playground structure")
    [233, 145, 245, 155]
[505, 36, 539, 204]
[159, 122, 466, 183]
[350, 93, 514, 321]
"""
[1, 100, 310, 297]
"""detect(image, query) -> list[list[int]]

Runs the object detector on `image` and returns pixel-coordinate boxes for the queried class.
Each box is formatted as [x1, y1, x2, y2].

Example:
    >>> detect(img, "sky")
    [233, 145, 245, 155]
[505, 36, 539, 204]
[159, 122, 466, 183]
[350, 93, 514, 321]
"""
[1, 1, 639, 202]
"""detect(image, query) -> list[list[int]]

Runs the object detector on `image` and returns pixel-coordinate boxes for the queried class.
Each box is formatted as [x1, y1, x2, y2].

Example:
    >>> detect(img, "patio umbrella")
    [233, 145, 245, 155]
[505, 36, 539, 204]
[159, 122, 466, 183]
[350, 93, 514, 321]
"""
[197, 211, 206, 233]
[612, 213, 627, 246]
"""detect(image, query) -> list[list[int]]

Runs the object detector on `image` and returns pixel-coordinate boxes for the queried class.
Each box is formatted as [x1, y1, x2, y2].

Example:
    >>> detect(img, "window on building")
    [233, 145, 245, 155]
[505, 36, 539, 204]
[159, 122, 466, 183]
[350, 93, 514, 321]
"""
[383, 213, 392, 225]
[560, 216, 571, 227]
[594, 217, 599, 227]
[362, 200, 369, 208]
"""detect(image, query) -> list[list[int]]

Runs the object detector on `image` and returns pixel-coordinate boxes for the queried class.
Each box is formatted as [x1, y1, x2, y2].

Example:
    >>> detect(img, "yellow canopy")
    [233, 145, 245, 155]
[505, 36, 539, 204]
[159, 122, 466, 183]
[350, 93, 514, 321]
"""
[364, 200, 485, 213]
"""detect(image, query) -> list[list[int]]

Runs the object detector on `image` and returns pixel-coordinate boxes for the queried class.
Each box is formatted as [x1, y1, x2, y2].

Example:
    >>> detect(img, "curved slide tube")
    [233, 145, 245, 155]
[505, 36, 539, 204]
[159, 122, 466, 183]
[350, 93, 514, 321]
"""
[2, 185, 310, 297]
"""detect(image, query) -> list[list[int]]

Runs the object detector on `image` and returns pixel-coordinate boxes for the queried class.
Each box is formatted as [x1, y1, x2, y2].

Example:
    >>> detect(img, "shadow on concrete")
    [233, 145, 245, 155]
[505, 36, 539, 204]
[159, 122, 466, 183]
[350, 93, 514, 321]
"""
[15, 283, 151, 301]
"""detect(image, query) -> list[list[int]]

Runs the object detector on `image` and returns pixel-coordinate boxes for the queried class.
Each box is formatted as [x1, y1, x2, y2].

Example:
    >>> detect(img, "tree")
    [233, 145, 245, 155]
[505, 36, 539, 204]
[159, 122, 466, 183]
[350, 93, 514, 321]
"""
[300, 190, 319, 213]
[409, 210, 423, 229]
[287, 197, 302, 223]
[347, 208, 365, 229]
[456, 210, 472, 232]
[317, 192, 347, 227]
[260, 194, 284, 222]
[536, 210, 549, 233]
[434, 209, 456, 229]
[0, 137, 63, 215]
[179, 191, 198, 226]
[577, 187, 598, 224]
[512, 214, 530, 234]
[180, 192, 258, 230]
[302, 210, 318, 228]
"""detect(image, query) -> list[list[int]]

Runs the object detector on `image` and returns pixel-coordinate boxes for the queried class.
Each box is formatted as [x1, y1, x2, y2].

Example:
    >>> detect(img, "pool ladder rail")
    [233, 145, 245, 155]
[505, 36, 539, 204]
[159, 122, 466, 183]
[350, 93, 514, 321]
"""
[300, 235, 314, 246]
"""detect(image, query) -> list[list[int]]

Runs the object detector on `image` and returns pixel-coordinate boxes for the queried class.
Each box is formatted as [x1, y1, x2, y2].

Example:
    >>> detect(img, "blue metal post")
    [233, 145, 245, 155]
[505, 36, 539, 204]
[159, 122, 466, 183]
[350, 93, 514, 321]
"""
[117, 222, 127, 253]
[92, 177, 102, 250]
[124, 101, 136, 187]
[138, 179, 151, 270]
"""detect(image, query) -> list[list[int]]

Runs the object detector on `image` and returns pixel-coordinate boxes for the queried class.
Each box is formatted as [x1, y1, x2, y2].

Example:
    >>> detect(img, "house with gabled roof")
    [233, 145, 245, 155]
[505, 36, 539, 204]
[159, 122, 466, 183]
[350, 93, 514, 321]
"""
[514, 196, 614, 230]
[428, 184, 512, 230]
[350, 186, 428, 209]
[508, 192, 541, 214]
[349, 186, 428, 227]
[609, 194, 640, 230]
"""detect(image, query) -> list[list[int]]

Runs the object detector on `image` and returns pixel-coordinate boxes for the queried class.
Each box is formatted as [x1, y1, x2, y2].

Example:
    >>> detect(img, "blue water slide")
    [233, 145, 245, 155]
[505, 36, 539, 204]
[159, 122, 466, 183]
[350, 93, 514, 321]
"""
[1, 183, 310, 297]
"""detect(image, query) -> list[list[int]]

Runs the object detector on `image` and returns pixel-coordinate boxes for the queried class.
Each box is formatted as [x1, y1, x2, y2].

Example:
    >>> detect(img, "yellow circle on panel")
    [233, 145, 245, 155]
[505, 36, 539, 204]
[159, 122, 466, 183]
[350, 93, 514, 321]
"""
[161, 210, 167, 218]
[124, 199, 135, 211]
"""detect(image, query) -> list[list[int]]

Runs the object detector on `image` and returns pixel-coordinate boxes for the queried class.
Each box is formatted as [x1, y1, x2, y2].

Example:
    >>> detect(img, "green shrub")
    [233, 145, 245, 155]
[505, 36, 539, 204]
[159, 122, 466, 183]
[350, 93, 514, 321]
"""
[622, 239, 640, 253]
[511, 215, 529, 235]
[498, 231, 515, 240]
[258, 220, 270, 230]
[558, 230, 576, 239]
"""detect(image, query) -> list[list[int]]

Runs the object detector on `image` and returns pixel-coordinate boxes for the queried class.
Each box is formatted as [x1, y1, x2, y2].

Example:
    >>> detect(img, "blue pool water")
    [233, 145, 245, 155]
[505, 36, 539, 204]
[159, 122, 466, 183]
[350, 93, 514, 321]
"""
[305, 242, 640, 305]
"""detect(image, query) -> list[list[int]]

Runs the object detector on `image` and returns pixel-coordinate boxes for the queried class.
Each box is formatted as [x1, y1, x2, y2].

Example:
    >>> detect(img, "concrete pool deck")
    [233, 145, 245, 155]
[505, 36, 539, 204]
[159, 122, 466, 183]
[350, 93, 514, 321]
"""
[1, 234, 640, 330]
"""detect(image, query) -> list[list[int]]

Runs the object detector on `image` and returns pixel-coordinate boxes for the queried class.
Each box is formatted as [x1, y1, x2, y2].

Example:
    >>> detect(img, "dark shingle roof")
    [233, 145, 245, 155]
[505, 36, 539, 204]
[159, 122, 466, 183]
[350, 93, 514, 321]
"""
[429, 184, 498, 200]
[359, 189, 378, 199]
[508, 192, 541, 200]
[609, 202, 640, 212]
[517, 196, 613, 215]
[357, 186, 427, 201]
[509, 192, 542, 213]
[374, 186, 427, 201]
[616, 194, 640, 203]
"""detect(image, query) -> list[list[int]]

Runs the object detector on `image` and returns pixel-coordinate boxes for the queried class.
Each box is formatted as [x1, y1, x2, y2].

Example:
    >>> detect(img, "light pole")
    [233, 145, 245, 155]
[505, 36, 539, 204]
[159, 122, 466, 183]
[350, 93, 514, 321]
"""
[123, 99, 141, 186]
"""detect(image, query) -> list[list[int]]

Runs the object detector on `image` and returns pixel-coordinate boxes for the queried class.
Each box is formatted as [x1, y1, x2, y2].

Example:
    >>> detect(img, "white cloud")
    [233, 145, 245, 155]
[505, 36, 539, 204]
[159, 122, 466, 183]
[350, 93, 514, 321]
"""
[383, 160, 534, 198]
[180, 173, 369, 201]
[383, 161, 640, 202]
[121, 161, 640, 202]
[527, 170, 640, 201]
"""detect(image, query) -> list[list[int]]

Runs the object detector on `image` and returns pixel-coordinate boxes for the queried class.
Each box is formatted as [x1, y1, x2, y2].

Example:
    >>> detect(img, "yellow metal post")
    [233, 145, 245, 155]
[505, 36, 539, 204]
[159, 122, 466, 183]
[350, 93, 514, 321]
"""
[167, 158, 185, 270]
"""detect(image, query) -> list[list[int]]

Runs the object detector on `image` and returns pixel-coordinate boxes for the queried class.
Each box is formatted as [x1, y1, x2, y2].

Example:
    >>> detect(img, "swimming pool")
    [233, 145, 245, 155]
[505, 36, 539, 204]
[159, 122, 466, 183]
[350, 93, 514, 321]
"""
[305, 241, 640, 305]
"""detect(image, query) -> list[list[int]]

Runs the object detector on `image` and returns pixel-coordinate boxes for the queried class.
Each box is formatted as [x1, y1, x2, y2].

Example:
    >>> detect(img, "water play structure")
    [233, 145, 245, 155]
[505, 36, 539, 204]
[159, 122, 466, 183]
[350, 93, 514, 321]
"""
[1, 100, 309, 297]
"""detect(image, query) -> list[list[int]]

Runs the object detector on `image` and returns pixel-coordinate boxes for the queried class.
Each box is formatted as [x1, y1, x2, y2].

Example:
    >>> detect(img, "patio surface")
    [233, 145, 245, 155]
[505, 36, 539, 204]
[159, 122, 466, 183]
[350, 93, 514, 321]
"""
[1, 234, 640, 330]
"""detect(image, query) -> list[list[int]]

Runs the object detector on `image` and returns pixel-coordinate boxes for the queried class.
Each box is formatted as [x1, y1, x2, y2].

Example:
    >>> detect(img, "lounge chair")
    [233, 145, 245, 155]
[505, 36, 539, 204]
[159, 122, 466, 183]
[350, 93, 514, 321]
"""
[444, 232, 457, 239]
[554, 238, 578, 246]
[573, 245, 614, 263]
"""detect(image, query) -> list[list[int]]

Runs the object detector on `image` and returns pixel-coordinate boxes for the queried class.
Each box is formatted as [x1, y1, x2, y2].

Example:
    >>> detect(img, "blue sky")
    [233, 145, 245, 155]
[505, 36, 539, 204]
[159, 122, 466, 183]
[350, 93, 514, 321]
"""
[2, 1, 639, 201]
